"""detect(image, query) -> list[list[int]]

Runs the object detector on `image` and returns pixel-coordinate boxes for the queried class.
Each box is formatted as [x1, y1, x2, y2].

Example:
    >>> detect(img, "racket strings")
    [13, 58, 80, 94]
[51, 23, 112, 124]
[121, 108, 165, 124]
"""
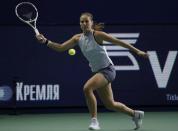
[17, 4, 37, 22]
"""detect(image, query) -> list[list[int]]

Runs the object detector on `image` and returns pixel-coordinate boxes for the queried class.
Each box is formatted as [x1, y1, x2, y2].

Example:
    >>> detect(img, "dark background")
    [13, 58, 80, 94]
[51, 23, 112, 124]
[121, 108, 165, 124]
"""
[0, 0, 178, 110]
[1, 0, 178, 25]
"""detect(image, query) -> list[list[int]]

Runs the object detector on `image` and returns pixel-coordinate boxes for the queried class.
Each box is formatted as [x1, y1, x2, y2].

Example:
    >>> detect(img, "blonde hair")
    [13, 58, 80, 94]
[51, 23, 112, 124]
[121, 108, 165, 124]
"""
[80, 12, 104, 31]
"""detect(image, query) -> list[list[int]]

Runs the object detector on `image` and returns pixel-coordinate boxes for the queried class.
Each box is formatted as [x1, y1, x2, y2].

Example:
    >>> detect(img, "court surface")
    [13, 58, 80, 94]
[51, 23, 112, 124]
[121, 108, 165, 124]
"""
[0, 111, 177, 131]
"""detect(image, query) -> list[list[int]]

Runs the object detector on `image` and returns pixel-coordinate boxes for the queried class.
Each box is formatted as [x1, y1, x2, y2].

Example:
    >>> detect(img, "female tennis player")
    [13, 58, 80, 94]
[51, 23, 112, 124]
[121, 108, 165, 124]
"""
[36, 12, 148, 130]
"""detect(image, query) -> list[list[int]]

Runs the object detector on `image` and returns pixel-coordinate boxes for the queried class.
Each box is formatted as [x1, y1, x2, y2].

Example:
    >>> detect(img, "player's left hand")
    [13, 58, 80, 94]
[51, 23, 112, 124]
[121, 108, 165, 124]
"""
[137, 51, 149, 58]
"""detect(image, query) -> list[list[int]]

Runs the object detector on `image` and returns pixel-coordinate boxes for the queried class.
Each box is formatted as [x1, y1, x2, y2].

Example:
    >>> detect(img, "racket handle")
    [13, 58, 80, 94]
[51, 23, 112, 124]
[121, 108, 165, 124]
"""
[34, 28, 40, 35]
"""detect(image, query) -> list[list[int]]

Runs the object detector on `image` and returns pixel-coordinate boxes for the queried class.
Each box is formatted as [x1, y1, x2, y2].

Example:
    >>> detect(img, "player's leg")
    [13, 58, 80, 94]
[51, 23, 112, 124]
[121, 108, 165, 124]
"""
[96, 84, 134, 116]
[83, 73, 108, 130]
[96, 84, 144, 130]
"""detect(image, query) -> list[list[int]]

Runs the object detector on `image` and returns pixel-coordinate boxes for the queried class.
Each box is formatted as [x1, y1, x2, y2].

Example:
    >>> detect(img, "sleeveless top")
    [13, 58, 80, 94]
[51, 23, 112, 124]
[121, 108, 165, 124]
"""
[78, 31, 113, 72]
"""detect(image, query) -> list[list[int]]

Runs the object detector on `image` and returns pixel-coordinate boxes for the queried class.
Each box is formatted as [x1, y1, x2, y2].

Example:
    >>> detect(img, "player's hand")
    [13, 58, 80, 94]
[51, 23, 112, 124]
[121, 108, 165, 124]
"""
[36, 34, 47, 44]
[137, 51, 149, 58]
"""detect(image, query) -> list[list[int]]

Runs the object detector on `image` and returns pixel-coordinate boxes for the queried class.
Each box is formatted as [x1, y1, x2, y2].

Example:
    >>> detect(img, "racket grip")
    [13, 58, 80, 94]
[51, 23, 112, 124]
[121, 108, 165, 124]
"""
[34, 28, 40, 35]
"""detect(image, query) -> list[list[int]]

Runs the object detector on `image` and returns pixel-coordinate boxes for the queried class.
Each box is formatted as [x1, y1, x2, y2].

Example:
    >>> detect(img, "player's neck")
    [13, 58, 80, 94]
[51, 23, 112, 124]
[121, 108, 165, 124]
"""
[83, 29, 93, 36]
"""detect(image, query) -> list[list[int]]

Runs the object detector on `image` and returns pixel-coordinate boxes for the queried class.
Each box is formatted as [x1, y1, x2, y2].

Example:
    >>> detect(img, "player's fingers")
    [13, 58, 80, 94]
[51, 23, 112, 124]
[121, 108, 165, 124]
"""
[36, 34, 46, 43]
[145, 53, 149, 58]
[36, 34, 43, 39]
[142, 53, 149, 58]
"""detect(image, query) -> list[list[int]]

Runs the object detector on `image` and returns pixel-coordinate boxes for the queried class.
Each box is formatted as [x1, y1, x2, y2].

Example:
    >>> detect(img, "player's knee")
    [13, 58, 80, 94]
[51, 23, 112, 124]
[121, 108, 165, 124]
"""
[105, 102, 126, 111]
[104, 102, 116, 110]
[83, 84, 92, 94]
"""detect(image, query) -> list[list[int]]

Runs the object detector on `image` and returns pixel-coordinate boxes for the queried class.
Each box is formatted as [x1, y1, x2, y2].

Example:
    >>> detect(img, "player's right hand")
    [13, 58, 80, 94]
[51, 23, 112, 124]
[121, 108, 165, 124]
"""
[36, 34, 47, 44]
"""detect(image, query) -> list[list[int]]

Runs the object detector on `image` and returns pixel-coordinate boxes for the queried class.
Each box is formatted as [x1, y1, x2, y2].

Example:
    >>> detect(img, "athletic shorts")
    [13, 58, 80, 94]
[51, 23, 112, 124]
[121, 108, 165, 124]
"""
[95, 64, 116, 83]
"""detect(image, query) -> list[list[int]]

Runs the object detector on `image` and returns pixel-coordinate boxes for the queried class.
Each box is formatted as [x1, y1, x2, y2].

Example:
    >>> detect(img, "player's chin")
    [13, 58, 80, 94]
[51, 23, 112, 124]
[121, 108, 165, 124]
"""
[81, 27, 89, 32]
[81, 28, 87, 32]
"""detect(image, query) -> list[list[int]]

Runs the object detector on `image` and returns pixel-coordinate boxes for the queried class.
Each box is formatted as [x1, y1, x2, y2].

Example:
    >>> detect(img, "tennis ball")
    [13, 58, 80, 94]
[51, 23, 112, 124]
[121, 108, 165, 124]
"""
[68, 49, 76, 55]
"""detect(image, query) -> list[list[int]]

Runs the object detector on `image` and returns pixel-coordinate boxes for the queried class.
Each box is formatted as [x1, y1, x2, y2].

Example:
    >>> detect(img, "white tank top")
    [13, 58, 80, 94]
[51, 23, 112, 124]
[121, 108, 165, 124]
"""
[78, 31, 113, 72]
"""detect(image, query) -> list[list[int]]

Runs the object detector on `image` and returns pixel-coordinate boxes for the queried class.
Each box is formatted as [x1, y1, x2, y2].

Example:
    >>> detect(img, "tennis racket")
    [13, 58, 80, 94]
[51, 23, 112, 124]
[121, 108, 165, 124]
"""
[15, 2, 40, 35]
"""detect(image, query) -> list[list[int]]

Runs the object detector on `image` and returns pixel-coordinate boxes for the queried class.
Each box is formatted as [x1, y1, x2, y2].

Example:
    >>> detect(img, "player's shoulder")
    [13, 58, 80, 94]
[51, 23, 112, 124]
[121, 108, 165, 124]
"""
[94, 30, 108, 37]
[94, 31, 109, 40]
[72, 33, 82, 42]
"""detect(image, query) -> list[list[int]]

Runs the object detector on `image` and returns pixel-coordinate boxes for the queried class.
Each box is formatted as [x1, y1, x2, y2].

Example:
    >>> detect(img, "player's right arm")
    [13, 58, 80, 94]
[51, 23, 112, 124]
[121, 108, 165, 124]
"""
[36, 34, 81, 52]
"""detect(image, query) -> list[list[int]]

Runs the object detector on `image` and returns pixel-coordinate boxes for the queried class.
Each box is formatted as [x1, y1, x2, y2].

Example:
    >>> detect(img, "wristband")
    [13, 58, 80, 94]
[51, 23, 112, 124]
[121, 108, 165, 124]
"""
[44, 39, 49, 45]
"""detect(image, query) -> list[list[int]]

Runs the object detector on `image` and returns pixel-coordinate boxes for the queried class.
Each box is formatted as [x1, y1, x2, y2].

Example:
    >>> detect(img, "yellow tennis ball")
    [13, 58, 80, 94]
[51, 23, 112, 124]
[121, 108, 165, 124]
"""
[68, 49, 76, 55]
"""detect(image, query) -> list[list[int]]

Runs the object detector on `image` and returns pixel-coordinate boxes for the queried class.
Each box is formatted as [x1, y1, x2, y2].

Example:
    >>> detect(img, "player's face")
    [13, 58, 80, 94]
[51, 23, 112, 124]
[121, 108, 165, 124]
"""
[80, 15, 93, 33]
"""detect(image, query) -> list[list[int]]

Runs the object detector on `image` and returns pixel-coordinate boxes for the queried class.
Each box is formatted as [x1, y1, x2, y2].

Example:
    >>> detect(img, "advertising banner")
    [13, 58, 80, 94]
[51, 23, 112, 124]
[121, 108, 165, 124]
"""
[0, 25, 177, 107]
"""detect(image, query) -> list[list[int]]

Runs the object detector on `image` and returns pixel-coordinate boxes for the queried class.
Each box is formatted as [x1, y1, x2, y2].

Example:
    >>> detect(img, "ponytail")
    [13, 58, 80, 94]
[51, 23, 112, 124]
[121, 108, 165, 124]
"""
[93, 22, 104, 31]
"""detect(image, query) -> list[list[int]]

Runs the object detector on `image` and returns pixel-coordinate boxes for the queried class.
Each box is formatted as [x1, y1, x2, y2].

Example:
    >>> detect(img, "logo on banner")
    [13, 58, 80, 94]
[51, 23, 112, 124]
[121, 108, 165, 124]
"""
[16, 82, 60, 101]
[105, 33, 177, 88]
[0, 85, 13, 101]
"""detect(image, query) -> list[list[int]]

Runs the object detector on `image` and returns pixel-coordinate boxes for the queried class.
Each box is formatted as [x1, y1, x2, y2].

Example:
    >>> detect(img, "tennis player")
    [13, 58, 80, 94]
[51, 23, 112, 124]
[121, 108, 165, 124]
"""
[36, 12, 148, 130]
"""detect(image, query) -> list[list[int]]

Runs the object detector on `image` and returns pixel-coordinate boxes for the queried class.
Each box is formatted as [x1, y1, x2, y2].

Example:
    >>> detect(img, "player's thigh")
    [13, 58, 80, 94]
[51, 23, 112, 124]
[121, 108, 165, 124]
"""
[96, 84, 114, 105]
[84, 73, 108, 91]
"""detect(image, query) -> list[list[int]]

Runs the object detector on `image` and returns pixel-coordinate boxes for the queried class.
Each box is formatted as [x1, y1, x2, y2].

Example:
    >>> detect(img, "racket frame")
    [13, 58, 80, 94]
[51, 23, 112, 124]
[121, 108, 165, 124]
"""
[15, 2, 39, 35]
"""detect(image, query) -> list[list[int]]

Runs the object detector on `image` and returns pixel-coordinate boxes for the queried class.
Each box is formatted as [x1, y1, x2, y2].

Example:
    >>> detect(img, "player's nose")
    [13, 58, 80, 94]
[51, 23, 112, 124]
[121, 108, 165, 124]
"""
[83, 22, 87, 25]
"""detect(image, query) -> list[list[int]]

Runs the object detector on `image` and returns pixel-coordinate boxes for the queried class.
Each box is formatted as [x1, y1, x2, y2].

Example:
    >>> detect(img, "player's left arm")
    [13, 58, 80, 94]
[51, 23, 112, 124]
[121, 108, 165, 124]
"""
[96, 31, 149, 58]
